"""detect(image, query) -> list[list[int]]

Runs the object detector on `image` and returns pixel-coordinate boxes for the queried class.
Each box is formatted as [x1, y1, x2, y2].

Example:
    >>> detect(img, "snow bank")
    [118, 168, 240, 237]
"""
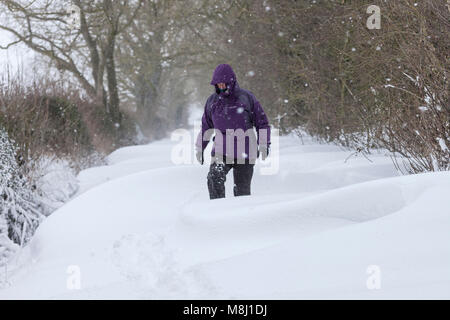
[1, 135, 449, 299]
[194, 172, 450, 299]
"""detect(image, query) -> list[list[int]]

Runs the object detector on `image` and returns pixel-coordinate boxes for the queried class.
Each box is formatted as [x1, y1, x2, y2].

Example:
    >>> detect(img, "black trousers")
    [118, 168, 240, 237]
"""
[207, 160, 255, 200]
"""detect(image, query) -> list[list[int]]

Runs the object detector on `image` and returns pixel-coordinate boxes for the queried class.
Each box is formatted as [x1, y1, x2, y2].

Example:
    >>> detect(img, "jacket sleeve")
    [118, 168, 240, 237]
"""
[196, 99, 214, 152]
[251, 96, 271, 146]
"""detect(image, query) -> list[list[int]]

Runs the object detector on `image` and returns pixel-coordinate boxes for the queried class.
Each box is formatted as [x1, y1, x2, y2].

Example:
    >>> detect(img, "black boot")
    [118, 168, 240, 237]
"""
[233, 163, 254, 197]
[207, 162, 232, 199]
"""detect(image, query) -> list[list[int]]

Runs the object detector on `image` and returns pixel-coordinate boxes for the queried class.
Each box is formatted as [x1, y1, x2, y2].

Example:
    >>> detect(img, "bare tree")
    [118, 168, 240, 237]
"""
[115, 0, 237, 138]
[0, 0, 144, 135]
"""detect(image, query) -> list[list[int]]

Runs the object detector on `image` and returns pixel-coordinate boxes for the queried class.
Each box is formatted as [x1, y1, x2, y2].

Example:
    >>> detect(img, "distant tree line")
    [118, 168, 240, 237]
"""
[0, 0, 447, 173]
[212, 0, 449, 173]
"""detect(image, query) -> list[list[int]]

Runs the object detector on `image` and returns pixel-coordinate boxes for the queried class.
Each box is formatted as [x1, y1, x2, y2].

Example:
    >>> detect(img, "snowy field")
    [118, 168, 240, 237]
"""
[1, 134, 449, 299]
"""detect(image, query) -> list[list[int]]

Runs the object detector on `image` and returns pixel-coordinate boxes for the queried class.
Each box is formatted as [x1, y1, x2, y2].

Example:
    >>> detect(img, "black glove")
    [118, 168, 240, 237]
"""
[196, 150, 204, 165]
[258, 145, 270, 160]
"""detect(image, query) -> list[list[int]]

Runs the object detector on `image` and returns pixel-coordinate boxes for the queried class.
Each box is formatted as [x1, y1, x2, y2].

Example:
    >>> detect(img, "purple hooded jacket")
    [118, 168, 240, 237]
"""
[196, 64, 271, 162]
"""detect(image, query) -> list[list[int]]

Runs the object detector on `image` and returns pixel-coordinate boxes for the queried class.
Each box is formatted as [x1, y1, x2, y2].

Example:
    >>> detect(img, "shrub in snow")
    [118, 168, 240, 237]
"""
[0, 128, 43, 257]
[31, 157, 79, 216]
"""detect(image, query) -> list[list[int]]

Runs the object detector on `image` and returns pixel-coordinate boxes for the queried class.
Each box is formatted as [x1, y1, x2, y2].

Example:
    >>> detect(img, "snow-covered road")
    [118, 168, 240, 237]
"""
[1, 135, 449, 299]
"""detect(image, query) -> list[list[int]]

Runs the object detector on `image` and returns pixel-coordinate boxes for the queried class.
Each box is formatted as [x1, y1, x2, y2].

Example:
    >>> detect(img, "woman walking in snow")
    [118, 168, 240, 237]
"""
[196, 64, 271, 199]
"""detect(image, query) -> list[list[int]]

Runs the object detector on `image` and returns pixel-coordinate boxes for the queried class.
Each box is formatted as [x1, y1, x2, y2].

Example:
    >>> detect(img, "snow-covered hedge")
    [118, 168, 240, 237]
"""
[0, 128, 43, 265]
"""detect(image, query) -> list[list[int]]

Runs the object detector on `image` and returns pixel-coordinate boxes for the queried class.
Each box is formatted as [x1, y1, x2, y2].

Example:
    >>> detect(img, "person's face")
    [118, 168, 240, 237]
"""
[217, 83, 226, 90]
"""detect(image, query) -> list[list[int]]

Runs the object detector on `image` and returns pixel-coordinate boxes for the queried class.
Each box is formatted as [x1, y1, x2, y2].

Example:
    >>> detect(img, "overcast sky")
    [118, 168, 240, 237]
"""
[0, 29, 36, 79]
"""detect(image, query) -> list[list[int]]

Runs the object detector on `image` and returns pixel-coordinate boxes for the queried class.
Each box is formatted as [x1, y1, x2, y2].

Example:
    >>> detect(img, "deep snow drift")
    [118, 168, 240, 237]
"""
[0, 134, 449, 299]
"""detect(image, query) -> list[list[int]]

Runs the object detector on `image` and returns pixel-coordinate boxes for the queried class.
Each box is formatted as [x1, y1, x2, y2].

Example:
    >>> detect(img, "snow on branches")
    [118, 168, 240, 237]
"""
[0, 128, 43, 265]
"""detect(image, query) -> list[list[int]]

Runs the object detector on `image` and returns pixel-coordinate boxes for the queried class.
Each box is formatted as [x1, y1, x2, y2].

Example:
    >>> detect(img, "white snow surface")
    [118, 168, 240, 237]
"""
[1, 135, 449, 299]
